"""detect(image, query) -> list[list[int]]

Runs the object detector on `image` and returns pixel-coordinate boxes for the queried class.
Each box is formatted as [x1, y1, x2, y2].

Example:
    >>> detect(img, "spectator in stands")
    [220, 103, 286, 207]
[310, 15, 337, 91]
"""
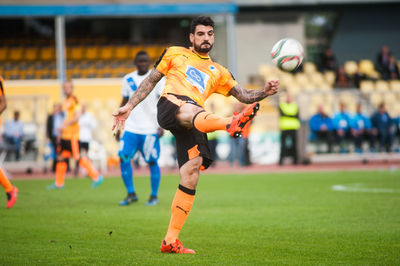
[320, 48, 338, 72]
[376, 45, 391, 78]
[46, 103, 64, 172]
[309, 104, 334, 153]
[383, 55, 400, 80]
[333, 102, 352, 153]
[76, 102, 97, 175]
[350, 103, 375, 153]
[3, 111, 24, 161]
[335, 66, 350, 89]
[371, 103, 394, 152]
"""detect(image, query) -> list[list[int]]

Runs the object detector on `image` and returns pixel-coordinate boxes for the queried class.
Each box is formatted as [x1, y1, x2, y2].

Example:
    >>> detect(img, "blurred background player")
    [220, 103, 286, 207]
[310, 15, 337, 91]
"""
[46, 103, 64, 173]
[48, 80, 103, 189]
[112, 16, 279, 254]
[279, 93, 300, 165]
[0, 76, 18, 208]
[116, 51, 165, 206]
[75, 102, 97, 176]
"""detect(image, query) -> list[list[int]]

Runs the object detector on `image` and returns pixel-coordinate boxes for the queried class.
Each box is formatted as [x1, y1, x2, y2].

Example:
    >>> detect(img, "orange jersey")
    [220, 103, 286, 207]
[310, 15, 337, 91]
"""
[61, 95, 80, 140]
[0, 76, 5, 128]
[155, 46, 238, 107]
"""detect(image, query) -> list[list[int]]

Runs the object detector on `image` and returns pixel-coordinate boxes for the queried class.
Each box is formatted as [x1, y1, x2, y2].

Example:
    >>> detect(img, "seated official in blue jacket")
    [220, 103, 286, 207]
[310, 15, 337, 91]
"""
[309, 104, 334, 153]
[371, 103, 394, 152]
[350, 103, 375, 153]
[332, 102, 352, 153]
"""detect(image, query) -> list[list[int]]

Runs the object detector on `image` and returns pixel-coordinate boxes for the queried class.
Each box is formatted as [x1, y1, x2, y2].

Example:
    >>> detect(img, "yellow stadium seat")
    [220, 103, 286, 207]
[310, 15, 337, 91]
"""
[360, 80, 375, 94]
[389, 80, 400, 92]
[115, 45, 130, 60]
[40, 46, 55, 61]
[310, 72, 325, 87]
[9, 46, 24, 61]
[375, 80, 389, 92]
[303, 62, 317, 74]
[359, 59, 375, 76]
[68, 45, 84, 61]
[25, 46, 39, 61]
[324, 71, 336, 86]
[295, 72, 309, 87]
[85, 45, 99, 60]
[383, 92, 396, 105]
[369, 92, 383, 107]
[0, 47, 8, 61]
[99, 45, 114, 60]
[344, 61, 358, 76]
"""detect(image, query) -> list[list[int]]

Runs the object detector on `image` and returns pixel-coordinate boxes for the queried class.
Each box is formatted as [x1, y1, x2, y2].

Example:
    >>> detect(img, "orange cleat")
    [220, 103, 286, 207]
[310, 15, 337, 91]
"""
[226, 102, 260, 138]
[6, 186, 18, 209]
[160, 239, 196, 254]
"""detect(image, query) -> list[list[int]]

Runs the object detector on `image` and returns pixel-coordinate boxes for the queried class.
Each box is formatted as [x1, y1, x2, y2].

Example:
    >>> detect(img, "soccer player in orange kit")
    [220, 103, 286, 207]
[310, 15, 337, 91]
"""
[0, 76, 18, 209]
[113, 16, 279, 253]
[48, 80, 103, 189]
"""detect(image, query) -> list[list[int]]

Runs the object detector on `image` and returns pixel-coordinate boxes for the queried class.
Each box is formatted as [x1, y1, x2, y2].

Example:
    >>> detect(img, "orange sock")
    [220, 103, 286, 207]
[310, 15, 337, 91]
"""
[55, 161, 67, 187]
[164, 185, 195, 244]
[0, 167, 13, 193]
[193, 111, 232, 133]
[79, 157, 99, 181]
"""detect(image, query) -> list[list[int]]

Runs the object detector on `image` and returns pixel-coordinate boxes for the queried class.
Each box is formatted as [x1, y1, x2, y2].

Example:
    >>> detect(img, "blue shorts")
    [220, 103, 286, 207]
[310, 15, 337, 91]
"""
[118, 131, 160, 164]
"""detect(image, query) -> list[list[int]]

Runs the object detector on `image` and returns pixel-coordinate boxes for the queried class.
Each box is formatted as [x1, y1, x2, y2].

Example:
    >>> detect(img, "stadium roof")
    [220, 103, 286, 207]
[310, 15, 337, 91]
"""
[0, 2, 238, 17]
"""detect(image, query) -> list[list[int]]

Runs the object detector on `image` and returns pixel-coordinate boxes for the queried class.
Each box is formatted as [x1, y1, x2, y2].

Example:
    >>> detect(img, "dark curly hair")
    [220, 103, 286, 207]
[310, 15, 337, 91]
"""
[190, 16, 215, 34]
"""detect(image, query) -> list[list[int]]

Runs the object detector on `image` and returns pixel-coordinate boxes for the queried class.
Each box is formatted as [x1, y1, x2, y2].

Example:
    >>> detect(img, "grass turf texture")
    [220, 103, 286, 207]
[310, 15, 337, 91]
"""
[1, 170, 399, 265]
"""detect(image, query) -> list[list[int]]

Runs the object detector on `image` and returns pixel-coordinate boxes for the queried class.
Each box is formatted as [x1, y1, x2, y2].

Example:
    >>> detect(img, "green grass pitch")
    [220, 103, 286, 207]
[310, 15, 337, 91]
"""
[1, 170, 399, 265]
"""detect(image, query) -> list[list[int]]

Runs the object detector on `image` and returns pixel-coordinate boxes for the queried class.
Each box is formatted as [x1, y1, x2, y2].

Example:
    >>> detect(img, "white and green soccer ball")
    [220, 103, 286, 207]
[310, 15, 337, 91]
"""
[271, 38, 304, 72]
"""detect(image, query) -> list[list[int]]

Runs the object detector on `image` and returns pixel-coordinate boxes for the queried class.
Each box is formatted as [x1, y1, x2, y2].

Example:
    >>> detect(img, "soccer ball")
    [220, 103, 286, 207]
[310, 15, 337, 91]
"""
[271, 38, 304, 72]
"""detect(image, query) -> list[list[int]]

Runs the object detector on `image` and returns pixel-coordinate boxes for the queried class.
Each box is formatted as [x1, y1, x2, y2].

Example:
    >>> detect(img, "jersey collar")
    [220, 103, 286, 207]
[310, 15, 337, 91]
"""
[190, 47, 210, 60]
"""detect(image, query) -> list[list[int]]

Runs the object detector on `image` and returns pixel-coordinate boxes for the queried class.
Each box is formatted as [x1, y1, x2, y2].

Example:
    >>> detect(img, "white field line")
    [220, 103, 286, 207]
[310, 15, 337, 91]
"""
[332, 184, 400, 193]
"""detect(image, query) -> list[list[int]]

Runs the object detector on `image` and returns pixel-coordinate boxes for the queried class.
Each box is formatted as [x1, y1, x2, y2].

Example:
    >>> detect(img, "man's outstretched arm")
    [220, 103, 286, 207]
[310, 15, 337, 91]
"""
[229, 79, 280, 104]
[126, 69, 164, 110]
[112, 68, 163, 131]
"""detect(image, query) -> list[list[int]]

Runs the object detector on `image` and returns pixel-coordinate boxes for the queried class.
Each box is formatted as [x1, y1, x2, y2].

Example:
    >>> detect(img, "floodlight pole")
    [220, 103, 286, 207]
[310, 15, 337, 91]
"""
[55, 16, 66, 84]
[226, 13, 237, 77]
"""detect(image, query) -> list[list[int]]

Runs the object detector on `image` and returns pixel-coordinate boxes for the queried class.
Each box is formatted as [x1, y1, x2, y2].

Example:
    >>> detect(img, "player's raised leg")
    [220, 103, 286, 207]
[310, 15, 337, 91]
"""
[176, 100, 260, 138]
[0, 167, 18, 209]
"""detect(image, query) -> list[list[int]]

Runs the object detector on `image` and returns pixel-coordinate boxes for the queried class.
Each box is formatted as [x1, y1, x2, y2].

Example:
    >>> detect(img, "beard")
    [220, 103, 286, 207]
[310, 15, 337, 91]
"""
[193, 41, 213, 53]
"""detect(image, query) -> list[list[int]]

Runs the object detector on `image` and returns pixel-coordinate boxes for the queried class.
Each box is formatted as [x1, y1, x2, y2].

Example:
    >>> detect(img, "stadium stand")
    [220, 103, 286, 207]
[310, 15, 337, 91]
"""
[0, 39, 168, 80]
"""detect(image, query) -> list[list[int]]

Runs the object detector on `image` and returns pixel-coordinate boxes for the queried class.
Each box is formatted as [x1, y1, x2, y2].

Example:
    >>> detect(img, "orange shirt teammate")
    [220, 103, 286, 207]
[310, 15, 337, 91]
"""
[48, 80, 103, 189]
[0, 76, 18, 209]
[112, 16, 279, 253]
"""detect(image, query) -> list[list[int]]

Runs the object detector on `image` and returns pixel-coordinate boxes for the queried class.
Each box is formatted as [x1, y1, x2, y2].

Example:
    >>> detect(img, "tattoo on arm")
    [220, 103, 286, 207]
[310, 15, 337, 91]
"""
[128, 68, 163, 109]
[229, 84, 267, 104]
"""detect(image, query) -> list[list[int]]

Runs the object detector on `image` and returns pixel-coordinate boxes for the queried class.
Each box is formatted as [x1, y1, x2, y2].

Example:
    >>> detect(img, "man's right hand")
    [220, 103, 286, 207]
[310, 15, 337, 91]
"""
[112, 103, 133, 133]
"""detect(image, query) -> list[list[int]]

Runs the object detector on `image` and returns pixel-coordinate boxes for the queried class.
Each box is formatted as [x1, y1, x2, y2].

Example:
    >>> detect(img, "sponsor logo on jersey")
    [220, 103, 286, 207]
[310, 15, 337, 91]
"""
[209, 65, 217, 72]
[127, 77, 137, 92]
[185, 65, 209, 94]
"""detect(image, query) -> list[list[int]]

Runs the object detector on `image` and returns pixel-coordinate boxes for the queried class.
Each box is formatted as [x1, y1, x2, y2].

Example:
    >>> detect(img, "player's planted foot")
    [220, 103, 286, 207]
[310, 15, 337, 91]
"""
[46, 183, 64, 190]
[6, 186, 18, 209]
[226, 102, 260, 138]
[119, 193, 138, 206]
[146, 195, 158, 206]
[160, 239, 195, 254]
[92, 175, 104, 189]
